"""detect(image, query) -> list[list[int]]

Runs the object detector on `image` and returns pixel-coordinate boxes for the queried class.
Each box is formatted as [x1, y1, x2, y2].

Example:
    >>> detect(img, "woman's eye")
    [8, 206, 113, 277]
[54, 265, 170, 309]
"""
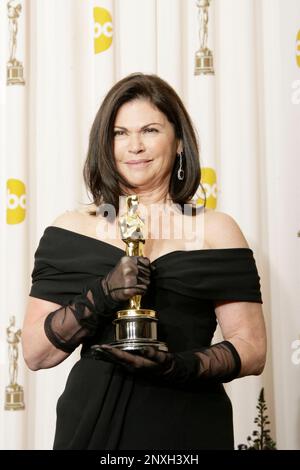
[113, 128, 158, 136]
[144, 128, 158, 133]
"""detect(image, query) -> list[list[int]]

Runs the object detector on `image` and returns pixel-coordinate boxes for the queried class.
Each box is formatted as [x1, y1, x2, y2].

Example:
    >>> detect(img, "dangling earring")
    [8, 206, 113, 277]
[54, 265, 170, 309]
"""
[177, 152, 184, 181]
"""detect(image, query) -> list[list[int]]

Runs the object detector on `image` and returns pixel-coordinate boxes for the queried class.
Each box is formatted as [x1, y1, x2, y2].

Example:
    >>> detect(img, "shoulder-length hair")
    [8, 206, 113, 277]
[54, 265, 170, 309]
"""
[83, 73, 206, 216]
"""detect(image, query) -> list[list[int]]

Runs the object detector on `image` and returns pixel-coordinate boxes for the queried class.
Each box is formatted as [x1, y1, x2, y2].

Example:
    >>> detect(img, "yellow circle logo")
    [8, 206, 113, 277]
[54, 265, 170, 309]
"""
[94, 7, 113, 54]
[196, 167, 217, 209]
[296, 30, 300, 68]
[6, 179, 26, 225]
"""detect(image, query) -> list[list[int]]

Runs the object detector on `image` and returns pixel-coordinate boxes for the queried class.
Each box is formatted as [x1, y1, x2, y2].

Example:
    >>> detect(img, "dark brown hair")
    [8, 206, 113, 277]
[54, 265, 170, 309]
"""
[83, 73, 206, 215]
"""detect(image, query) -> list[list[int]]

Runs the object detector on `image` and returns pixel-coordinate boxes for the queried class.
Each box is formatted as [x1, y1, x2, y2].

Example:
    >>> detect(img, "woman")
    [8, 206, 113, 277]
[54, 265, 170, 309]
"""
[22, 73, 266, 450]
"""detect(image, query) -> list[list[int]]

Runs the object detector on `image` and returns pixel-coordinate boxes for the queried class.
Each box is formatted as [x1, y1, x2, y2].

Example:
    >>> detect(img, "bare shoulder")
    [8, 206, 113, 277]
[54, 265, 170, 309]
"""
[51, 210, 82, 230]
[51, 204, 95, 233]
[204, 209, 249, 249]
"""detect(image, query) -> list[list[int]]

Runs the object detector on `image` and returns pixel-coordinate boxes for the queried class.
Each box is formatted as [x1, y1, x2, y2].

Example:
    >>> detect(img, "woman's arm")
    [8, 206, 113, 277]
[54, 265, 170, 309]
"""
[23, 257, 152, 371]
[215, 300, 266, 376]
[23, 213, 78, 370]
[207, 210, 267, 376]
[23, 255, 152, 371]
[22, 297, 70, 371]
[23, 215, 152, 370]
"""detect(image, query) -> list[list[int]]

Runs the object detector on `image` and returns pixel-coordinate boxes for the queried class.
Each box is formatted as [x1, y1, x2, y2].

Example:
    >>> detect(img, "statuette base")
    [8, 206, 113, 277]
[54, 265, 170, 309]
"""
[194, 48, 214, 75]
[5, 385, 25, 411]
[110, 308, 168, 352]
[7, 62, 25, 85]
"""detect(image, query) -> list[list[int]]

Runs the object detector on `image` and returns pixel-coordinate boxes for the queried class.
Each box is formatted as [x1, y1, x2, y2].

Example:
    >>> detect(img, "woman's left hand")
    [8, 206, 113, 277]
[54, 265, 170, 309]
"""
[98, 344, 173, 376]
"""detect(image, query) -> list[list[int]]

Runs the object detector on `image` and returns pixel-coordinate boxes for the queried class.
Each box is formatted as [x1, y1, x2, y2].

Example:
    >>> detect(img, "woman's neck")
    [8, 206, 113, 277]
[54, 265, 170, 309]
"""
[123, 185, 171, 207]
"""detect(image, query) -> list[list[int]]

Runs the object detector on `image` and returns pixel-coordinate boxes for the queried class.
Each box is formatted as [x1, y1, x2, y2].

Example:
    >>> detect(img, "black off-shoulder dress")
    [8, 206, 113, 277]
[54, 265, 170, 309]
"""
[29, 226, 263, 450]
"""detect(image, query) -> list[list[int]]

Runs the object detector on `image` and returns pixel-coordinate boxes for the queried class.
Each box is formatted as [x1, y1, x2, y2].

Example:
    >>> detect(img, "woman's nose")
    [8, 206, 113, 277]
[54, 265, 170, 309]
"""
[128, 133, 145, 154]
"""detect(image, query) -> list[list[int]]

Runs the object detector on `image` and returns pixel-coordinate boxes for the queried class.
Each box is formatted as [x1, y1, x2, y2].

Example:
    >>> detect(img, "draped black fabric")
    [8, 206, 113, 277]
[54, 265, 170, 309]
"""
[29, 226, 263, 450]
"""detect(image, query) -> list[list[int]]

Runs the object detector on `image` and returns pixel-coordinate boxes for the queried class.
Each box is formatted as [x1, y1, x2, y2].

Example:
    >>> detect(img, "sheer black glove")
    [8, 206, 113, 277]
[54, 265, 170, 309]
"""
[44, 256, 152, 354]
[97, 341, 241, 384]
[101, 256, 152, 302]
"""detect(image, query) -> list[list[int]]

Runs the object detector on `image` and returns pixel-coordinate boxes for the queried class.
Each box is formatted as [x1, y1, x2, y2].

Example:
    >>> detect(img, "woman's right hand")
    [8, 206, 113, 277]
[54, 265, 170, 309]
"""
[101, 256, 152, 302]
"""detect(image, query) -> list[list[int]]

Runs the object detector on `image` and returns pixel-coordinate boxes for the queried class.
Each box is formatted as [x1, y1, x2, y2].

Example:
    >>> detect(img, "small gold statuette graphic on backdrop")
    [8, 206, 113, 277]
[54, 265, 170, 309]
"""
[7, 1, 25, 85]
[195, 0, 215, 75]
[5, 316, 25, 410]
[108, 195, 168, 352]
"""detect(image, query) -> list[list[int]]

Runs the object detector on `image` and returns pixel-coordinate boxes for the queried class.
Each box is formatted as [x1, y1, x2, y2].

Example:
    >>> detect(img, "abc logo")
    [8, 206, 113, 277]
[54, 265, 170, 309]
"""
[197, 167, 217, 209]
[94, 7, 113, 54]
[6, 179, 26, 225]
[296, 30, 300, 68]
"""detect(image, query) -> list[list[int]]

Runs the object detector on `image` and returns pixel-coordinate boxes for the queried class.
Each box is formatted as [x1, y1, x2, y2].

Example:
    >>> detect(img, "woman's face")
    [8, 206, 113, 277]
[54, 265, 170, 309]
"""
[113, 99, 182, 191]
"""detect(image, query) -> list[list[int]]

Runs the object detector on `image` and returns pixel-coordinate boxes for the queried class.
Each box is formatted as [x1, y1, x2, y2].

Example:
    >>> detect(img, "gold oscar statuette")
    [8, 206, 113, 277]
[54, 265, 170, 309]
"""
[4, 316, 25, 411]
[195, 0, 215, 75]
[109, 195, 167, 352]
[7, 1, 25, 85]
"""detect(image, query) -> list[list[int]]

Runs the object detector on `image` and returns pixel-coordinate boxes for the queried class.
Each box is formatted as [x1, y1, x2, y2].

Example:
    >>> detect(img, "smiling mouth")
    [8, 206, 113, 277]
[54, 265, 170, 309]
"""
[125, 160, 152, 166]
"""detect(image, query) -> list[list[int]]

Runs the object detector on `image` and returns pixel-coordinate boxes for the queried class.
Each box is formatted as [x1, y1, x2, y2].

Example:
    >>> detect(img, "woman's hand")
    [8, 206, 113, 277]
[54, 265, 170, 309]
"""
[95, 345, 197, 384]
[96, 341, 243, 384]
[101, 256, 152, 303]
[98, 345, 174, 375]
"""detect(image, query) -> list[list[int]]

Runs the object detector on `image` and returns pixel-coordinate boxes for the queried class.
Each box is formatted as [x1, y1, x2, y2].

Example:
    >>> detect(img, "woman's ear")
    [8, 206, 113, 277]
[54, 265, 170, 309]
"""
[176, 140, 183, 154]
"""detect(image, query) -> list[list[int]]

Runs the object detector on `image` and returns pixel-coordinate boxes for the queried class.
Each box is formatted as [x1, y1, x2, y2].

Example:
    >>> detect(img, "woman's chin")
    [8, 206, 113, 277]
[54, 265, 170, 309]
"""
[122, 174, 153, 188]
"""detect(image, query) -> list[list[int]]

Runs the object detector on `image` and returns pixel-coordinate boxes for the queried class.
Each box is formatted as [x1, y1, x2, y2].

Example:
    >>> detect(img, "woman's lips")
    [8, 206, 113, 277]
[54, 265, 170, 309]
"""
[125, 160, 152, 167]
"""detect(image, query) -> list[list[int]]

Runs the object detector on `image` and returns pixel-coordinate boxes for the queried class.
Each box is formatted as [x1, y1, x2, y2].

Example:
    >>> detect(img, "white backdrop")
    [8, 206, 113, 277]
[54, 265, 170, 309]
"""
[0, 0, 299, 450]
